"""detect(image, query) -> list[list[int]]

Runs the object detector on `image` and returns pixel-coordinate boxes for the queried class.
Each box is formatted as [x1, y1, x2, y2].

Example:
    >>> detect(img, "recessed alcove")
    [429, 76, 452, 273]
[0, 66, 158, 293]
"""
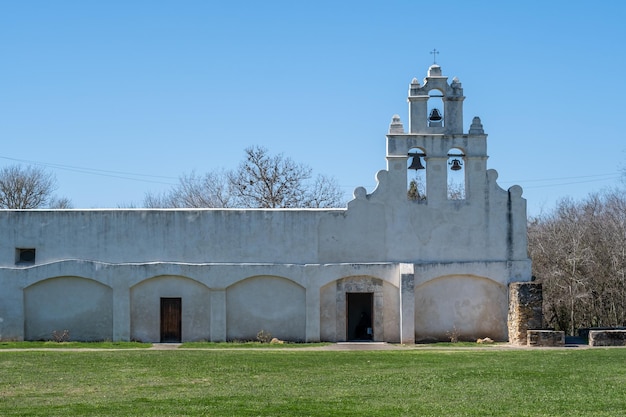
[428, 89, 444, 127]
[407, 147, 426, 201]
[447, 147, 465, 200]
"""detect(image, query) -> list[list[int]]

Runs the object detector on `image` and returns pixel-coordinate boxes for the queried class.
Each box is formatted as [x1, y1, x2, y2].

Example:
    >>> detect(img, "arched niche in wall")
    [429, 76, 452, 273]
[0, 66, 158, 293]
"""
[226, 275, 306, 342]
[130, 275, 211, 343]
[320, 275, 399, 343]
[414, 274, 508, 342]
[24, 276, 113, 341]
[447, 147, 466, 200]
[427, 89, 444, 127]
[407, 147, 426, 201]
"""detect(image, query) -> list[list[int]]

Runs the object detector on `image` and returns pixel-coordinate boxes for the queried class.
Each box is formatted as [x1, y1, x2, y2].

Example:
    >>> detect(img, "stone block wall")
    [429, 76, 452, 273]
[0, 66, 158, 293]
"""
[527, 330, 564, 347]
[589, 330, 626, 347]
[507, 282, 543, 345]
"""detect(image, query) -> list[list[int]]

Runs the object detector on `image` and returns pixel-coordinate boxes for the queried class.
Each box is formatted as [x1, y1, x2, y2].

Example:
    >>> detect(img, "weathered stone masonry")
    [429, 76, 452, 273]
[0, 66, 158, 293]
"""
[508, 282, 543, 345]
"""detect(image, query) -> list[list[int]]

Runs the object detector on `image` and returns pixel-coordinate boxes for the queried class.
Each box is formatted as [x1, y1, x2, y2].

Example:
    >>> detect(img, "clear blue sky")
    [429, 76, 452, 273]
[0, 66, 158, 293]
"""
[2, 1, 625, 215]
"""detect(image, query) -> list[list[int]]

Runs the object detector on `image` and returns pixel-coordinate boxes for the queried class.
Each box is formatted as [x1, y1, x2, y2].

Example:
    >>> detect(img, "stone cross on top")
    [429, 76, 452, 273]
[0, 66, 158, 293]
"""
[430, 48, 439, 64]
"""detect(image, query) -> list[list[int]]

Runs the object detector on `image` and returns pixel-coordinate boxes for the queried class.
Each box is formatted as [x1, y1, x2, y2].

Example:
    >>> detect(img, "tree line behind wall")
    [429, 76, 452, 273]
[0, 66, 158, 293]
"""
[529, 189, 626, 335]
[0, 146, 344, 210]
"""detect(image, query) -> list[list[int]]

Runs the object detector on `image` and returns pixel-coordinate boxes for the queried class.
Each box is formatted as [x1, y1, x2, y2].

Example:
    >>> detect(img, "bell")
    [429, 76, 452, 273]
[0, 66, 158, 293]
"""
[408, 156, 425, 170]
[429, 108, 442, 121]
[449, 159, 463, 171]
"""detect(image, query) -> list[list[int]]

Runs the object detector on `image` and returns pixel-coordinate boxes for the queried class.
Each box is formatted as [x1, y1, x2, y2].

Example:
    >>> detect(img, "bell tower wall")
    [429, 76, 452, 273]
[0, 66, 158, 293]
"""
[386, 65, 489, 206]
[408, 65, 465, 135]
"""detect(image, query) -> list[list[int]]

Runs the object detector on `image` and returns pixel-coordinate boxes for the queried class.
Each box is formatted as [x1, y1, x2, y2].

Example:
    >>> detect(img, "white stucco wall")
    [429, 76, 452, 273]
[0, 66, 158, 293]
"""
[0, 184, 526, 265]
[226, 276, 306, 341]
[0, 64, 532, 343]
[414, 275, 508, 342]
[319, 275, 401, 343]
[24, 276, 113, 341]
[130, 275, 211, 342]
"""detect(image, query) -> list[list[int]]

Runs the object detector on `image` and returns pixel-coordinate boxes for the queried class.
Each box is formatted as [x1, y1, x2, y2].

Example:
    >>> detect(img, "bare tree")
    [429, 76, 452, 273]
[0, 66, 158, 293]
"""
[407, 177, 465, 201]
[0, 165, 62, 209]
[49, 196, 73, 209]
[529, 190, 626, 334]
[305, 174, 344, 208]
[144, 170, 231, 208]
[227, 146, 344, 208]
[148, 146, 344, 209]
[447, 180, 465, 200]
[228, 146, 309, 208]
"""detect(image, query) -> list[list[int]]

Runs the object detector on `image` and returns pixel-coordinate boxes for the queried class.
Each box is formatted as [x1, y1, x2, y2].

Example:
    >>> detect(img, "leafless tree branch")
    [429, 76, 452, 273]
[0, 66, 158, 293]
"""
[0, 165, 64, 209]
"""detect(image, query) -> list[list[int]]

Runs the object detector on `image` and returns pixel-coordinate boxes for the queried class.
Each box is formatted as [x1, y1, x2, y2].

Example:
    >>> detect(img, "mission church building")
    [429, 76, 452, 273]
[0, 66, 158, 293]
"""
[0, 64, 532, 344]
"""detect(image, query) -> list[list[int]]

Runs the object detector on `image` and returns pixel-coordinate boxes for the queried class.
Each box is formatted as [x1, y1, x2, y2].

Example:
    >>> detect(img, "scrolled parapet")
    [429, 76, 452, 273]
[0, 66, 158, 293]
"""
[508, 185, 523, 199]
[408, 76, 459, 98]
[408, 65, 462, 98]
[352, 187, 368, 201]
[347, 170, 391, 208]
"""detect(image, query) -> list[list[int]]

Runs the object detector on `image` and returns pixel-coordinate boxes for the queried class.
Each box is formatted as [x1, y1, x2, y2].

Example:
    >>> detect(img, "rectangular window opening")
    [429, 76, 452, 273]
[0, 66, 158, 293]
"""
[15, 248, 36, 265]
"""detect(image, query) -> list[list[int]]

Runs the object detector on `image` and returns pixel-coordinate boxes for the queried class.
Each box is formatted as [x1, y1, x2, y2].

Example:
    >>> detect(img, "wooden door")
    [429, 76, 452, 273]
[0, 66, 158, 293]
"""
[160, 298, 181, 342]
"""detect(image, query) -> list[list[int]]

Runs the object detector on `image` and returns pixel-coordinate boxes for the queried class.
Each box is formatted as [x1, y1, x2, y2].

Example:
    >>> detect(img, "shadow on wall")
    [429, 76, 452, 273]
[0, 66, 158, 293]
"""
[414, 275, 507, 342]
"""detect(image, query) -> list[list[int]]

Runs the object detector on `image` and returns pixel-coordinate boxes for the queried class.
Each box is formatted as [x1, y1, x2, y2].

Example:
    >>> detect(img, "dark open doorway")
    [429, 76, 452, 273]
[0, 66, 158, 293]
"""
[160, 297, 182, 343]
[346, 292, 373, 341]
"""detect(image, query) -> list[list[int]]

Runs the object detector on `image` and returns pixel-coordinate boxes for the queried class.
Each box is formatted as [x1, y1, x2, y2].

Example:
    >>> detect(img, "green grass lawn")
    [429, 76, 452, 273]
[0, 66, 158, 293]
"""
[1, 348, 625, 416]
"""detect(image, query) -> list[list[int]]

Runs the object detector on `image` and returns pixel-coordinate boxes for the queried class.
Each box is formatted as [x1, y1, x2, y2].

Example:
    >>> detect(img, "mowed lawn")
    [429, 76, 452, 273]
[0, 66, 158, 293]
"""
[1, 347, 625, 416]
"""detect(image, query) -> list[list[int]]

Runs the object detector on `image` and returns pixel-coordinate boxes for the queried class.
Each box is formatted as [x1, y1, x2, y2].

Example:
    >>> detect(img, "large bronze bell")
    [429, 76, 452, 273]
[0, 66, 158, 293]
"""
[449, 159, 463, 171]
[408, 156, 425, 170]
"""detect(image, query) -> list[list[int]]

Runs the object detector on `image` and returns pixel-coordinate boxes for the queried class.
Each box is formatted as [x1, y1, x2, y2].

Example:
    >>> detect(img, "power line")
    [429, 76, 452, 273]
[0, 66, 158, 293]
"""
[341, 173, 622, 191]
[0, 155, 179, 186]
[500, 173, 621, 189]
[2, 154, 622, 191]
[501, 172, 620, 184]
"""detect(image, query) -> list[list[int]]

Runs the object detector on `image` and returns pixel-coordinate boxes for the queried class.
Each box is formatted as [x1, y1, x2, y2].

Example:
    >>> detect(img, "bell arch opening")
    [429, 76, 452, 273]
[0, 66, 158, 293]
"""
[407, 147, 426, 201]
[428, 89, 444, 127]
[447, 147, 466, 200]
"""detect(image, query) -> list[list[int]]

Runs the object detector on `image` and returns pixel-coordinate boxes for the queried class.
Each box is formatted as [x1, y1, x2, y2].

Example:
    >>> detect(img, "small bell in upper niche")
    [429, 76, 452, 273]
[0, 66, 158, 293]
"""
[429, 108, 442, 121]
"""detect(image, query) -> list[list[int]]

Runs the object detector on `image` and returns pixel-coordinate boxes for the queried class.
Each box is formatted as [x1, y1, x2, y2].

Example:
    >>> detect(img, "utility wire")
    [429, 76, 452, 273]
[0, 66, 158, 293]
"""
[502, 172, 619, 184]
[1, 154, 622, 190]
[499, 173, 621, 189]
[0, 155, 179, 185]
[341, 173, 621, 192]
